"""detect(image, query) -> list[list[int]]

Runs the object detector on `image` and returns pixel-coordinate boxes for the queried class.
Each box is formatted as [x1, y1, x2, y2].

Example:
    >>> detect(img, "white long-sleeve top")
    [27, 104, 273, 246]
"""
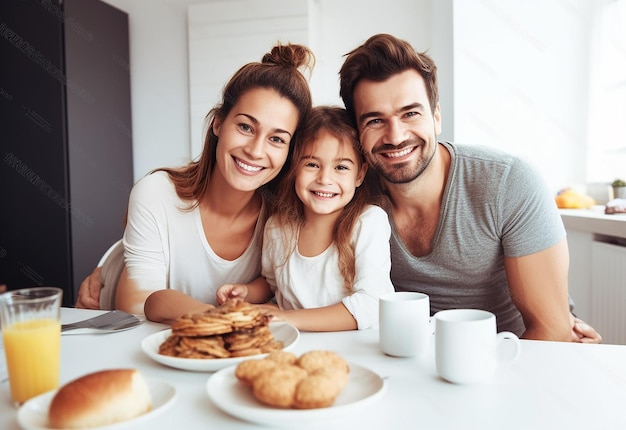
[261, 205, 394, 329]
[122, 171, 265, 305]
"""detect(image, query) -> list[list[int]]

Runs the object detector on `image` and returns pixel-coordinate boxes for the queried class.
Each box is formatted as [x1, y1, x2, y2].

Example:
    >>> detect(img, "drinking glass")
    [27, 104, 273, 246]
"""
[0, 287, 62, 406]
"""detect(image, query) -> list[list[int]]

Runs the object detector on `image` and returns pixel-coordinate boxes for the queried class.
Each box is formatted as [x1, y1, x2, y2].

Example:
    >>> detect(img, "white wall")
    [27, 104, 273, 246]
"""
[101, 0, 454, 180]
[100, 0, 200, 179]
[101, 0, 602, 194]
[309, 0, 454, 141]
[453, 0, 593, 193]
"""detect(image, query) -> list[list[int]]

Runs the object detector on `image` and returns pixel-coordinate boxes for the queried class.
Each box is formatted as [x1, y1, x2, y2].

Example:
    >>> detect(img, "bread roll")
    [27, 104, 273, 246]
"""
[48, 369, 152, 428]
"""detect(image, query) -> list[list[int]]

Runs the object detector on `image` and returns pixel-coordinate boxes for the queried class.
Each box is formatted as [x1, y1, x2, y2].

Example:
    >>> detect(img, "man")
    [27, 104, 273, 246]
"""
[338, 33, 599, 342]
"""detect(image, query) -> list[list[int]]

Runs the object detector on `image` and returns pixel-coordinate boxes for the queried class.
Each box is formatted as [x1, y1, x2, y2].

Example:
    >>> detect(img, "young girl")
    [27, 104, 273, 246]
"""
[217, 107, 394, 331]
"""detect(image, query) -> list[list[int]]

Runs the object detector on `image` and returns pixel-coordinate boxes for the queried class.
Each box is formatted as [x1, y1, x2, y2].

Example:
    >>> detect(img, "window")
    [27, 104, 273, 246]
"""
[586, 0, 626, 183]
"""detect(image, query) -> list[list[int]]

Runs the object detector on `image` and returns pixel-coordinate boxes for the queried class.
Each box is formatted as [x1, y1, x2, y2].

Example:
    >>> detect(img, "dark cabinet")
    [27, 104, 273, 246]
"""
[0, 0, 133, 306]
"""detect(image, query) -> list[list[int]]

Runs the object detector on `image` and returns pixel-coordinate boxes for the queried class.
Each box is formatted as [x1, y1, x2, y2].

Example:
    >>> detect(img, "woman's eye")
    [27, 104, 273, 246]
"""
[270, 136, 286, 144]
[239, 123, 252, 133]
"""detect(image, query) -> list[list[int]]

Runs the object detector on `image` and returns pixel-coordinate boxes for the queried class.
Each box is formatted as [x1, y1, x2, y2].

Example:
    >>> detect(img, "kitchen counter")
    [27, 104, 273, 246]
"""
[559, 208, 626, 240]
[560, 208, 626, 345]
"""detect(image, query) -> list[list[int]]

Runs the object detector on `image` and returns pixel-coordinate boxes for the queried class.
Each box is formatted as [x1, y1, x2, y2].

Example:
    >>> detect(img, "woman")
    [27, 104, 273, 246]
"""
[76, 43, 314, 324]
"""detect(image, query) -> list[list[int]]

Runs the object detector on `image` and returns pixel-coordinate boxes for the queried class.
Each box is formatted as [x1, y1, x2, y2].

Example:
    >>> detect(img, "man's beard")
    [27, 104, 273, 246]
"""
[368, 140, 436, 185]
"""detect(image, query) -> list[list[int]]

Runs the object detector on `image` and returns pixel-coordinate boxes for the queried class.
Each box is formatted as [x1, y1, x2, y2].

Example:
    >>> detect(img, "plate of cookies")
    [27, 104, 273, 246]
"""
[141, 301, 299, 372]
[206, 350, 386, 426]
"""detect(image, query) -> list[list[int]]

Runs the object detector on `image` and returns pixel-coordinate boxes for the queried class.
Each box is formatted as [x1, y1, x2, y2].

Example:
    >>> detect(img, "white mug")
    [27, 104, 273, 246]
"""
[379, 292, 431, 357]
[434, 309, 521, 384]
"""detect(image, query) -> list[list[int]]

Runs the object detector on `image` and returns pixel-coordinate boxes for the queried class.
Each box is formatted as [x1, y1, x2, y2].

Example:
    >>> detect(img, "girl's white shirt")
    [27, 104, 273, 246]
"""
[262, 204, 394, 329]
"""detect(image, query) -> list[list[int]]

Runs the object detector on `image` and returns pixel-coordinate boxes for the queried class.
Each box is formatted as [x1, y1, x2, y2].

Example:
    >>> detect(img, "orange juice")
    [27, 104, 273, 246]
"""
[2, 318, 61, 404]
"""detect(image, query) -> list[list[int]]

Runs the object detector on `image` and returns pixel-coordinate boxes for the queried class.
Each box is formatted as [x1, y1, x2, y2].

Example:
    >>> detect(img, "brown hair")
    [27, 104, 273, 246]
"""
[339, 33, 438, 118]
[155, 43, 315, 206]
[272, 106, 370, 294]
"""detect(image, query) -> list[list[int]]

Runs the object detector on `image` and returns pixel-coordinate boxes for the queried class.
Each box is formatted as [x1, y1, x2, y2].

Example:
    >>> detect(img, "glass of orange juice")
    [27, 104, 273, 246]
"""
[0, 287, 62, 407]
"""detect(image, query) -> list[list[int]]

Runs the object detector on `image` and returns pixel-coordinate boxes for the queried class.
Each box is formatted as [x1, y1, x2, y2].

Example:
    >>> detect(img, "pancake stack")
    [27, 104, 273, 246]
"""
[158, 300, 283, 359]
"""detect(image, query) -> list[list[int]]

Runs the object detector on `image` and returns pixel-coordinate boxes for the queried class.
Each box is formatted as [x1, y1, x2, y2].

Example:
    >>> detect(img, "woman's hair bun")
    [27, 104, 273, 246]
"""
[262, 43, 315, 75]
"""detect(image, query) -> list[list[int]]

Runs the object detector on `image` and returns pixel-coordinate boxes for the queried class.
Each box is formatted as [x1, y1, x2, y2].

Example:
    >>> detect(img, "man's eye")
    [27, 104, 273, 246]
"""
[405, 111, 419, 118]
[366, 118, 382, 126]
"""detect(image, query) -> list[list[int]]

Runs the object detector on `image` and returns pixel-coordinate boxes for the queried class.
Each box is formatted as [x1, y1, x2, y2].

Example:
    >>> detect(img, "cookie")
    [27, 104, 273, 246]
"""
[293, 369, 343, 409]
[235, 359, 279, 387]
[251, 366, 308, 408]
[235, 350, 350, 409]
[297, 350, 349, 374]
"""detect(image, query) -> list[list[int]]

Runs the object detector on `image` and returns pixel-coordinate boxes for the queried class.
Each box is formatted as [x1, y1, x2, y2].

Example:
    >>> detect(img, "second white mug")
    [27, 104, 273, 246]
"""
[379, 292, 431, 357]
[434, 308, 521, 384]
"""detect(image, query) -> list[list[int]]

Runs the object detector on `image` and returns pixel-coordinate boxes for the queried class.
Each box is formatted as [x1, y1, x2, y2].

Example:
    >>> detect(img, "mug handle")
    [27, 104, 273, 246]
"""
[496, 331, 521, 365]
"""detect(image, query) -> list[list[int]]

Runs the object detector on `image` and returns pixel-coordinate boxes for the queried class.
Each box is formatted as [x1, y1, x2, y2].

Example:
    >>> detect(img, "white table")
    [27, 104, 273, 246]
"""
[2, 308, 626, 429]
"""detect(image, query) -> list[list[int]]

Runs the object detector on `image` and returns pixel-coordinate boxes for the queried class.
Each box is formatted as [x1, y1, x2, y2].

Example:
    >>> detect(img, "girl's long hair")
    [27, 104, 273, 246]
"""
[272, 106, 370, 294]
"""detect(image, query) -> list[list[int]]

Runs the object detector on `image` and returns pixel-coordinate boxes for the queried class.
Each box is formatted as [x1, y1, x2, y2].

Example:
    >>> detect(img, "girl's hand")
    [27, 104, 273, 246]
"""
[216, 284, 249, 305]
[254, 303, 285, 322]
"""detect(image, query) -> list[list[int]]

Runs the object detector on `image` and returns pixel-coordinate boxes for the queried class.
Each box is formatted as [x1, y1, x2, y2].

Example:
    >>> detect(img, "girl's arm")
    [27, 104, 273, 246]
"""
[339, 206, 395, 329]
[258, 303, 357, 332]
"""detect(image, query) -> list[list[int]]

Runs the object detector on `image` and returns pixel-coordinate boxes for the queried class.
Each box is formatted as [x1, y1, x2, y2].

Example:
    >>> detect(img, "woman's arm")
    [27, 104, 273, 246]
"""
[115, 266, 158, 315]
[116, 173, 174, 314]
[144, 289, 214, 325]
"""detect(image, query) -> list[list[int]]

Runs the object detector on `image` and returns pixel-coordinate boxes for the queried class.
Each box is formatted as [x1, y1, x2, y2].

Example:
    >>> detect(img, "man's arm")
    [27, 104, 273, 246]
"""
[504, 239, 572, 341]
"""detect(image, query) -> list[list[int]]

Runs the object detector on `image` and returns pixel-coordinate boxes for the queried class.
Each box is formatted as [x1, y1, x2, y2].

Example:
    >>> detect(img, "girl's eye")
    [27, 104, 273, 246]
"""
[304, 161, 318, 168]
[336, 164, 349, 171]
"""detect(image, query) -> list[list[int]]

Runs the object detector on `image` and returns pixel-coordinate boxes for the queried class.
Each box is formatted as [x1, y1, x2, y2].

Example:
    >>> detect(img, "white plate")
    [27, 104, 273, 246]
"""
[17, 378, 176, 430]
[206, 362, 386, 426]
[141, 322, 300, 372]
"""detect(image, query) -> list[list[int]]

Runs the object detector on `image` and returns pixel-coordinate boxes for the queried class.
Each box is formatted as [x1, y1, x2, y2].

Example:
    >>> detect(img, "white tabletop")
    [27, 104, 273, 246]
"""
[2, 308, 626, 430]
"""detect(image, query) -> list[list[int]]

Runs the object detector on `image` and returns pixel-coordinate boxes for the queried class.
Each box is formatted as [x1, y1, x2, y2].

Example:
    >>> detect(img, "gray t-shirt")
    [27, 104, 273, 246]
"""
[389, 142, 566, 336]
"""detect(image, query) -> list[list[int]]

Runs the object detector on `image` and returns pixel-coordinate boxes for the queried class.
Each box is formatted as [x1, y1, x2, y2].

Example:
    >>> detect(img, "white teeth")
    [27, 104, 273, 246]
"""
[386, 147, 413, 158]
[314, 191, 335, 198]
[235, 158, 262, 172]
